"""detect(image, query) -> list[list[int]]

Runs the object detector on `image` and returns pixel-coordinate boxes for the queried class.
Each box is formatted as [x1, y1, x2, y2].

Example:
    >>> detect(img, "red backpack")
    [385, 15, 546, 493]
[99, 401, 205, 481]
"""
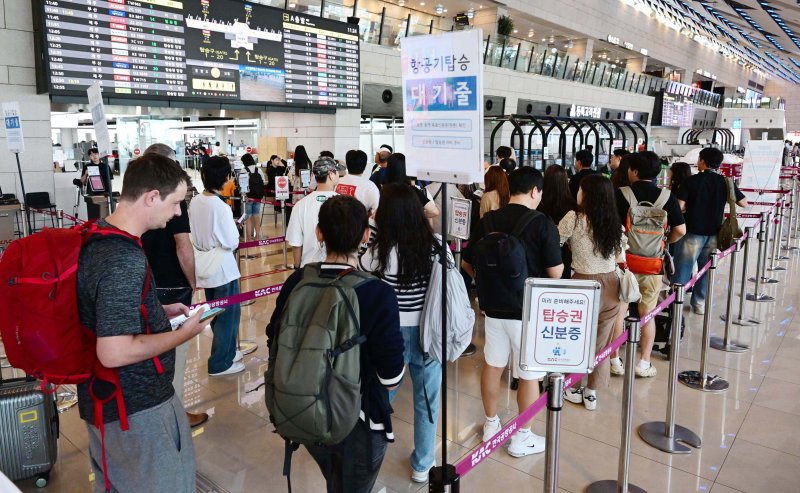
[0, 221, 162, 491]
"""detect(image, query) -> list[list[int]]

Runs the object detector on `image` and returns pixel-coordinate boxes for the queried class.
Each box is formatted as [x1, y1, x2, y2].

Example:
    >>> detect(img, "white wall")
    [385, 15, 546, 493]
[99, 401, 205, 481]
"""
[717, 108, 785, 130]
[258, 109, 360, 160]
[0, 0, 54, 200]
[765, 80, 800, 132]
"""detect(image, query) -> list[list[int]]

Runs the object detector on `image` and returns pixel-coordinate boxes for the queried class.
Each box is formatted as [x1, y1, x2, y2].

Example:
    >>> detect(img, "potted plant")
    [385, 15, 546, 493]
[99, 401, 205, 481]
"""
[497, 15, 514, 37]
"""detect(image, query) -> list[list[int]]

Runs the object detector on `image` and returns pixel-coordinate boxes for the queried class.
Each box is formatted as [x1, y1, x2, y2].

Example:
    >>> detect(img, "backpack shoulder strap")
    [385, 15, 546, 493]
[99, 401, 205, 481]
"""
[432, 184, 443, 201]
[483, 210, 496, 234]
[653, 188, 671, 210]
[511, 209, 539, 238]
[620, 186, 638, 207]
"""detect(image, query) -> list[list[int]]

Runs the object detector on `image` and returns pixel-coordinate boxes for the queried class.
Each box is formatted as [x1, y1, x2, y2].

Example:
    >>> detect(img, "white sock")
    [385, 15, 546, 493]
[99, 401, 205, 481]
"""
[611, 357, 623, 366]
[638, 360, 651, 369]
[517, 427, 530, 434]
[486, 415, 499, 423]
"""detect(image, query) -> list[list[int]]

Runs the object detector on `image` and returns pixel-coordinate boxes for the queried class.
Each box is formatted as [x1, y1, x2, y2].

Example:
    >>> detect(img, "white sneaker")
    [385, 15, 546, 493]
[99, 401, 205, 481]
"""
[233, 350, 243, 363]
[692, 304, 705, 315]
[583, 389, 597, 411]
[411, 463, 434, 483]
[610, 358, 625, 376]
[209, 361, 245, 377]
[507, 430, 546, 457]
[563, 387, 584, 404]
[482, 417, 502, 442]
[634, 362, 657, 378]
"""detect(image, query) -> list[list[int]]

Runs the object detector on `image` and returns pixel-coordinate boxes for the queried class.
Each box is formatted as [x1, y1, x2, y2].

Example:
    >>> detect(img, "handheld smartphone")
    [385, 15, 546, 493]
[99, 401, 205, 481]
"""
[198, 307, 225, 323]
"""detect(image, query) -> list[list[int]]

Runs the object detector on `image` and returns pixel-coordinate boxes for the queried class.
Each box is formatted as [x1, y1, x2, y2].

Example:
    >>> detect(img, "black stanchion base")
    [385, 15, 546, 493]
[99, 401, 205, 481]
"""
[746, 293, 775, 302]
[678, 371, 729, 392]
[638, 421, 701, 454]
[781, 246, 799, 251]
[748, 277, 780, 284]
[709, 336, 749, 353]
[586, 479, 648, 493]
[428, 464, 459, 493]
[719, 314, 761, 326]
[767, 265, 787, 272]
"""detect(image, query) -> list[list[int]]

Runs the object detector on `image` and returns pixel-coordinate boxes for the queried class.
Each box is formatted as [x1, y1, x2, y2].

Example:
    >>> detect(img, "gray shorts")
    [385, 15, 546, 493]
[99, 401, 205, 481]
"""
[86, 394, 196, 493]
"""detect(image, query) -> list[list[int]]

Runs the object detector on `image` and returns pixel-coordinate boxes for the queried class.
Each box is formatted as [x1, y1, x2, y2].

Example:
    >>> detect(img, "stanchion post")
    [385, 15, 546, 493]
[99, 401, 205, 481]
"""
[722, 226, 760, 325]
[767, 203, 786, 271]
[771, 197, 789, 263]
[747, 212, 777, 300]
[56, 209, 64, 229]
[639, 284, 702, 453]
[784, 190, 798, 251]
[544, 373, 564, 493]
[281, 199, 288, 268]
[711, 240, 749, 352]
[586, 318, 647, 493]
[19, 204, 30, 238]
[678, 252, 729, 392]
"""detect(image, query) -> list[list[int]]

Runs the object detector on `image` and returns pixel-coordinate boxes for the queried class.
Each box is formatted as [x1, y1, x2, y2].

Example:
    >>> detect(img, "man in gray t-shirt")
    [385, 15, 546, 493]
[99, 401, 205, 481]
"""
[76, 154, 206, 493]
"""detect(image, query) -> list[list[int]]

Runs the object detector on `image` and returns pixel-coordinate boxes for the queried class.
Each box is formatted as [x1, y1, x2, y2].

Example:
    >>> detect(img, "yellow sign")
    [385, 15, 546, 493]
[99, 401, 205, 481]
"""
[150, 0, 184, 9]
[19, 410, 38, 423]
[192, 79, 236, 92]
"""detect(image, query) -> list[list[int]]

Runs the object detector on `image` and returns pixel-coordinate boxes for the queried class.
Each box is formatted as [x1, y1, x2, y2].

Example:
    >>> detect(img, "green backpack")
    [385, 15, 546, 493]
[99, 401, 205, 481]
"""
[265, 264, 373, 447]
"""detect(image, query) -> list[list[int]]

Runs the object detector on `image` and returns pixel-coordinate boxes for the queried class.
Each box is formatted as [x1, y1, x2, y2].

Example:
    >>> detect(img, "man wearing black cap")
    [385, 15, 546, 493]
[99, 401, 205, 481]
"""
[286, 157, 340, 268]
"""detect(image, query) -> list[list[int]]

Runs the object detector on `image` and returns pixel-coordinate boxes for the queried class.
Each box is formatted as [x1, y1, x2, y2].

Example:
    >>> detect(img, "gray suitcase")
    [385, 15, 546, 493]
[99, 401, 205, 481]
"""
[0, 376, 59, 487]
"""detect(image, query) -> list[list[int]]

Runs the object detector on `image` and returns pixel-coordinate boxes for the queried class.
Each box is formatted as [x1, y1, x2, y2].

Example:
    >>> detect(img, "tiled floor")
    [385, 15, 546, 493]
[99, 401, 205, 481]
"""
[5, 201, 800, 493]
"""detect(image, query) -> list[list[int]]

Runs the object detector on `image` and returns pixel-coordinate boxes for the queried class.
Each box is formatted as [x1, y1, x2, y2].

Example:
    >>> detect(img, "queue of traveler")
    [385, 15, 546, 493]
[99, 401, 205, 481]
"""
[64, 141, 746, 493]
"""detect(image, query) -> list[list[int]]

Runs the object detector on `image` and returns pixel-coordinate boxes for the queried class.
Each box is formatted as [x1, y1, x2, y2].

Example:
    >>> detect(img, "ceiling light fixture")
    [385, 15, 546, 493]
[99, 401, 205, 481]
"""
[466, 8, 475, 19]
[435, 4, 443, 14]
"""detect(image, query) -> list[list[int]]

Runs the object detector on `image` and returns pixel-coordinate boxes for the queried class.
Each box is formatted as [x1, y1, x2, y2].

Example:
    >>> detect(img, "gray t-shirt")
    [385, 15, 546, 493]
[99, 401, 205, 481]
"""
[76, 220, 175, 424]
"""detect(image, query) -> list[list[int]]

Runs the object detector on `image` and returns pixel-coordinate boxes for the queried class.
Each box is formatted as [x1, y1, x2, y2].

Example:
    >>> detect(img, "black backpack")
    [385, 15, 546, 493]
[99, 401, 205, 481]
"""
[248, 171, 266, 199]
[472, 210, 538, 316]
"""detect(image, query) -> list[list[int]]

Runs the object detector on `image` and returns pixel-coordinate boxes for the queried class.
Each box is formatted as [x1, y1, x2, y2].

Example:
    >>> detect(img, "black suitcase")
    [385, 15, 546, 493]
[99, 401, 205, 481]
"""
[0, 375, 59, 487]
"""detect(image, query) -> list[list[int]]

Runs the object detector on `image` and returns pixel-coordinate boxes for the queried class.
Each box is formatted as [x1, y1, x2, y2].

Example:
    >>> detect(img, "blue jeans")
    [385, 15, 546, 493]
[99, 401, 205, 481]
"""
[245, 200, 261, 216]
[305, 420, 388, 493]
[204, 279, 241, 374]
[672, 233, 717, 308]
[388, 326, 442, 473]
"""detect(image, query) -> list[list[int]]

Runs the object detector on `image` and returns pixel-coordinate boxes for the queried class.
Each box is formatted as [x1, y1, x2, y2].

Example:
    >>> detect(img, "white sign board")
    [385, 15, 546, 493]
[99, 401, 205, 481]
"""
[87, 82, 112, 156]
[238, 171, 250, 194]
[520, 279, 600, 374]
[449, 197, 472, 240]
[740, 140, 783, 193]
[3, 102, 24, 153]
[401, 29, 484, 184]
[275, 175, 290, 201]
[300, 168, 311, 189]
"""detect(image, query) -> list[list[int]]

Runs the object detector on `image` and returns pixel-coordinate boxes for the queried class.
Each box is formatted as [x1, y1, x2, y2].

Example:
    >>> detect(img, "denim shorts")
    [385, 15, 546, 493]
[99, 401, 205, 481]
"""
[245, 200, 261, 216]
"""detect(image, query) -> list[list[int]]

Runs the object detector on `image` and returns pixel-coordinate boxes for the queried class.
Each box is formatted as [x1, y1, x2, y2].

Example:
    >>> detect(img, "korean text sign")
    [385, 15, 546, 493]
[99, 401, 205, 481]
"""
[400, 30, 484, 184]
[519, 279, 600, 374]
[449, 197, 471, 240]
[2, 102, 24, 154]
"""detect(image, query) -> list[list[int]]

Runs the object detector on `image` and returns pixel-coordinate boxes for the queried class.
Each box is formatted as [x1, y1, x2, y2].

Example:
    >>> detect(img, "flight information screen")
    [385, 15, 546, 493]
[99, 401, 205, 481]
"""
[39, 0, 360, 108]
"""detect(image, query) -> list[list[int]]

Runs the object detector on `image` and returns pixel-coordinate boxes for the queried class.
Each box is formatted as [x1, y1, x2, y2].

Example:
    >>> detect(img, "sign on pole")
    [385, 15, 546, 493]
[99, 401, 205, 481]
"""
[449, 197, 472, 240]
[401, 29, 484, 184]
[3, 102, 24, 153]
[740, 140, 784, 193]
[275, 175, 290, 201]
[238, 171, 250, 194]
[300, 168, 311, 189]
[87, 82, 112, 156]
[520, 278, 600, 374]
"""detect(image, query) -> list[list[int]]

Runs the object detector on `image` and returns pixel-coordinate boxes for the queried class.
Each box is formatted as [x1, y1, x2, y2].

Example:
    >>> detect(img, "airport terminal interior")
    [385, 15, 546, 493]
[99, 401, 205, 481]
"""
[3, 0, 800, 492]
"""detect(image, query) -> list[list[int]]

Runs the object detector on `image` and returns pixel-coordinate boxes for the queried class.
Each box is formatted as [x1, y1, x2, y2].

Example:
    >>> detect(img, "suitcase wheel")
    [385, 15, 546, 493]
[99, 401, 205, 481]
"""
[35, 474, 50, 488]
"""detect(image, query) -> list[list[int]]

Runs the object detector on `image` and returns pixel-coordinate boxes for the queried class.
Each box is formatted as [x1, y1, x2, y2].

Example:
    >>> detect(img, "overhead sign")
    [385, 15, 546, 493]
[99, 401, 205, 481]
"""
[570, 104, 602, 119]
[449, 197, 472, 240]
[607, 35, 620, 45]
[520, 279, 600, 374]
[87, 82, 112, 156]
[401, 29, 485, 184]
[2, 102, 24, 153]
[275, 175, 290, 201]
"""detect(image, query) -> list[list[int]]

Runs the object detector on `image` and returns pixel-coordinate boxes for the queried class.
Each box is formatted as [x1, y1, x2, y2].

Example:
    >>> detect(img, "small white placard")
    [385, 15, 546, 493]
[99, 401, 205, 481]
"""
[3, 102, 24, 153]
[275, 175, 290, 201]
[238, 171, 250, 194]
[520, 278, 600, 374]
[449, 197, 472, 240]
[300, 168, 311, 189]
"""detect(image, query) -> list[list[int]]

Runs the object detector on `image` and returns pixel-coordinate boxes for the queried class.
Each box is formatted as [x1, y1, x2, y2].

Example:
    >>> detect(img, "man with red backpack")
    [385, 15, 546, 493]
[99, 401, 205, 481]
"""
[615, 152, 685, 378]
[76, 154, 206, 491]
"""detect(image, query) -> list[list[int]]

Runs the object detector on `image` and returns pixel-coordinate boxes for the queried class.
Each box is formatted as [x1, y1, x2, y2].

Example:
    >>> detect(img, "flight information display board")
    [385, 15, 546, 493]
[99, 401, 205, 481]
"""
[660, 93, 694, 128]
[39, 0, 360, 108]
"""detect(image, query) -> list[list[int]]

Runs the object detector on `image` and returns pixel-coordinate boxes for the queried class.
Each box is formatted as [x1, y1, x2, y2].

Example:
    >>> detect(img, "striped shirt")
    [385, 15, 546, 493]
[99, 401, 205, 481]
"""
[358, 227, 433, 327]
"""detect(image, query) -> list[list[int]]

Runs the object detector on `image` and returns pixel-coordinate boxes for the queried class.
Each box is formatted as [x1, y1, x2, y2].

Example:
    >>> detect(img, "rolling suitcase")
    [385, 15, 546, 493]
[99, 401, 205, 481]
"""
[0, 375, 59, 487]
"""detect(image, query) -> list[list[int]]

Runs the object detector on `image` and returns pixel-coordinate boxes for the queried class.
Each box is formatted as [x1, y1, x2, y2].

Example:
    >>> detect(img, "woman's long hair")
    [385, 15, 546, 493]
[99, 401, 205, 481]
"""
[385, 153, 409, 185]
[484, 166, 510, 208]
[372, 183, 436, 287]
[578, 174, 623, 259]
[669, 161, 692, 195]
[293, 145, 312, 177]
[538, 165, 576, 224]
[611, 154, 633, 188]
